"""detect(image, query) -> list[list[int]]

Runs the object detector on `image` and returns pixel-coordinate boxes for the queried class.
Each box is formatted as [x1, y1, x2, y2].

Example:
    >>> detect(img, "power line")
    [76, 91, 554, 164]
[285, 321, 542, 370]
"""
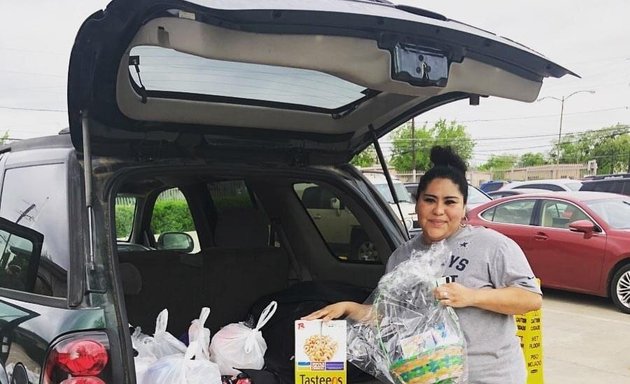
[416, 106, 629, 125]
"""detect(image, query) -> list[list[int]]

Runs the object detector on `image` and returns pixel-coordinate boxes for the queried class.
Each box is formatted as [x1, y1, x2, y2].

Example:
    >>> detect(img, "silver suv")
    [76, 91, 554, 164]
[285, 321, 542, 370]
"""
[0, 0, 572, 382]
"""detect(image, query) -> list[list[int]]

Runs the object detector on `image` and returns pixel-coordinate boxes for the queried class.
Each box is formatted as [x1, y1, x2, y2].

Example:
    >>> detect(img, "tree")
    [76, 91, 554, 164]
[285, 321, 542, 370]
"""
[389, 119, 474, 172]
[519, 152, 547, 167]
[555, 124, 630, 172]
[0, 131, 8, 145]
[478, 154, 518, 172]
[350, 145, 377, 168]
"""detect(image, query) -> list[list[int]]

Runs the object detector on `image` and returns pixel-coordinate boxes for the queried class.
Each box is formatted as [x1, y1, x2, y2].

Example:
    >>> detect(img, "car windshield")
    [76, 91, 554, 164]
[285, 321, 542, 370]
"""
[374, 183, 415, 204]
[468, 186, 491, 205]
[585, 198, 630, 229]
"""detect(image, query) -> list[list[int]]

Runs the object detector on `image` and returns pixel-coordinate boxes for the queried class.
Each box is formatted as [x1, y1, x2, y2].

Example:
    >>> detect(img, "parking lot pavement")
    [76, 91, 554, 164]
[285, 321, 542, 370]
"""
[542, 289, 630, 383]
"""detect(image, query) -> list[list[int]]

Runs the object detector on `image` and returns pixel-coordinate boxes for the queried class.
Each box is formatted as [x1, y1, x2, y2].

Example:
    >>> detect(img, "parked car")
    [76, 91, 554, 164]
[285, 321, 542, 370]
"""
[479, 180, 509, 192]
[0, 0, 572, 382]
[364, 173, 419, 236]
[486, 188, 549, 199]
[583, 173, 630, 181]
[500, 178, 583, 192]
[580, 174, 630, 197]
[467, 191, 630, 313]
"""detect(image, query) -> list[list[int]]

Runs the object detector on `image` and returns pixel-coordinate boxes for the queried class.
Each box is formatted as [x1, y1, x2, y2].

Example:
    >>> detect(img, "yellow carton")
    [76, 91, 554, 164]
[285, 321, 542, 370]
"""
[295, 320, 347, 384]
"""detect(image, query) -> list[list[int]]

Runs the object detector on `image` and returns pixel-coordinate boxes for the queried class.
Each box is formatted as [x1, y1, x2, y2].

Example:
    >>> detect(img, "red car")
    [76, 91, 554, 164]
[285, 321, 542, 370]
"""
[467, 191, 630, 313]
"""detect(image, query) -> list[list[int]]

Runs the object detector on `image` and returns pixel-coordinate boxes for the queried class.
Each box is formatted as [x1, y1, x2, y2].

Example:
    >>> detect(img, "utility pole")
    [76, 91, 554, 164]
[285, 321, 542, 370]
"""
[537, 90, 595, 166]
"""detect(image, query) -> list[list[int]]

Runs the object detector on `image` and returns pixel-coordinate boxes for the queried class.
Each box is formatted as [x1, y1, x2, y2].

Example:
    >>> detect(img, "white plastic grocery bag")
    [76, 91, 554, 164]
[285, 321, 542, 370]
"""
[210, 301, 278, 376]
[151, 308, 188, 359]
[131, 327, 156, 383]
[142, 307, 221, 384]
[131, 308, 188, 383]
[187, 307, 211, 360]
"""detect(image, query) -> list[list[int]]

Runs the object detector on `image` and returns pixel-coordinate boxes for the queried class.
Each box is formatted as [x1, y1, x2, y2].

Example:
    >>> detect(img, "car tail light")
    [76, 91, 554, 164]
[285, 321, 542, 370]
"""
[43, 332, 111, 384]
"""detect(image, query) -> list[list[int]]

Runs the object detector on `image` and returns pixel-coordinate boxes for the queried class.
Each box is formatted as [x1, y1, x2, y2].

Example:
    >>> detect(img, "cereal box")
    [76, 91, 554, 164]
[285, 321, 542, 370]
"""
[295, 320, 346, 384]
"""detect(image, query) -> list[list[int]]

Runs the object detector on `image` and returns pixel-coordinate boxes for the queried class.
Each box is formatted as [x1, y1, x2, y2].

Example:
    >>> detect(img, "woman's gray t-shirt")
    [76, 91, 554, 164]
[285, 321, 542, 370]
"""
[386, 225, 541, 384]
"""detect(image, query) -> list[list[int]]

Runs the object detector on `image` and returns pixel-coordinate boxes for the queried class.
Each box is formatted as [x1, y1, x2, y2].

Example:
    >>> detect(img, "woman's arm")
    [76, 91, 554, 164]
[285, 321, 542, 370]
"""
[302, 301, 373, 321]
[435, 283, 542, 315]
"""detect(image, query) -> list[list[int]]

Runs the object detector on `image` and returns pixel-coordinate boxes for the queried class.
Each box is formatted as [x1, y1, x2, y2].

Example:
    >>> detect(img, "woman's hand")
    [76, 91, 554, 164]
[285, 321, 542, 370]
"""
[434, 283, 542, 315]
[302, 301, 372, 321]
[434, 282, 475, 308]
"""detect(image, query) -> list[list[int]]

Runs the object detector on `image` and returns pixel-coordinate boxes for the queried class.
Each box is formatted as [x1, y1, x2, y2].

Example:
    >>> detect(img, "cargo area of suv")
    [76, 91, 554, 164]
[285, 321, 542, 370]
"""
[0, 0, 575, 382]
[112, 163, 394, 337]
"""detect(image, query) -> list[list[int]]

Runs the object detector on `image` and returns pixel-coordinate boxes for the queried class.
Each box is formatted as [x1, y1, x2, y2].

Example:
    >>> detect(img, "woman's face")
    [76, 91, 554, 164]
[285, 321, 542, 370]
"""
[416, 178, 466, 243]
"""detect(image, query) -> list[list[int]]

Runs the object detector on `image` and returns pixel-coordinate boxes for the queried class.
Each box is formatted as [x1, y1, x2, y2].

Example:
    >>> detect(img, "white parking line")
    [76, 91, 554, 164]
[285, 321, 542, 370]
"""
[544, 307, 630, 326]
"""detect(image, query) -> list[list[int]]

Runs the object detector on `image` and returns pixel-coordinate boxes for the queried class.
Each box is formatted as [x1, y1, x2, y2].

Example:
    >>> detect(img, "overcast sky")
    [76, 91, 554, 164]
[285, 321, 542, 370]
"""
[1, 0, 629, 164]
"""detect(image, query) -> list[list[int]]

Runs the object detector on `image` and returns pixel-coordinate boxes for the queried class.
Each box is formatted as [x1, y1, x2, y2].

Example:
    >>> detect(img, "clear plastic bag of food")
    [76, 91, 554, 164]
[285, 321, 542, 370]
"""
[347, 241, 468, 384]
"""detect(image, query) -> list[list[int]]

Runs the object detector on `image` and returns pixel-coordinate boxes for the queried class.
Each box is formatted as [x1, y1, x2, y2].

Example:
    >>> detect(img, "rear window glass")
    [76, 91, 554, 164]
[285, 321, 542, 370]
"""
[208, 180, 254, 210]
[581, 180, 625, 194]
[0, 164, 69, 297]
[115, 195, 137, 241]
[129, 46, 367, 110]
[294, 182, 380, 263]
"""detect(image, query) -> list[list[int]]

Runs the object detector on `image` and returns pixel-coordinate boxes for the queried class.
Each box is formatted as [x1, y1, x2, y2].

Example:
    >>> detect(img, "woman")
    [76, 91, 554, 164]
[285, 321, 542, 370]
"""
[304, 146, 542, 384]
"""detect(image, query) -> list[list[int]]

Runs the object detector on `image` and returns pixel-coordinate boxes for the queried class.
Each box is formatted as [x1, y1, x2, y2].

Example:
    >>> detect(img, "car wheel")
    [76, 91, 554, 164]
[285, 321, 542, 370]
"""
[350, 231, 378, 262]
[610, 264, 630, 314]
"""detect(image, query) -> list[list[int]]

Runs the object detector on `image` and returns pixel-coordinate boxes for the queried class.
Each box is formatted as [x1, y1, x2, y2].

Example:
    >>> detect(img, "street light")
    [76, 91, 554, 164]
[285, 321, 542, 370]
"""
[537, 90, 595, 164]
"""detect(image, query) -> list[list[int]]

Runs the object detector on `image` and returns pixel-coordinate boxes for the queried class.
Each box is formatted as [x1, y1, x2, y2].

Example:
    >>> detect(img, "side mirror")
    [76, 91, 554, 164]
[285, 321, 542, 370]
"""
[0, 217, 44, 293]
[330, 197, 341, 216]
[569, 219, 596, 239]
[157, 232, 194, 252]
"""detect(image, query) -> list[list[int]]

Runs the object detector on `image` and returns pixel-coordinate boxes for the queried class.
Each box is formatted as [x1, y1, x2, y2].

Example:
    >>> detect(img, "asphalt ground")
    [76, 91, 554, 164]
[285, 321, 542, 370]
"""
[541, 288, 630, 383]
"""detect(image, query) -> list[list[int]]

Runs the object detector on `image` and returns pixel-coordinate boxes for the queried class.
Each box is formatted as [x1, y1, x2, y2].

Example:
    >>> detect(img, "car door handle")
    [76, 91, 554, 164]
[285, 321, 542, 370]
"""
[534, 232, 548, 241]
[312, 214, 322, 219]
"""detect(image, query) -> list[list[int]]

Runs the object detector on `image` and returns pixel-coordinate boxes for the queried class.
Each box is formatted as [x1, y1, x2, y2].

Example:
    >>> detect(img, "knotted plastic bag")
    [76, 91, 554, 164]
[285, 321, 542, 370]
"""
[347, 241, 468, 384]
[142, 307, 221, 384]
[152, 308, 188, 358]
[210, 301, 278, 376]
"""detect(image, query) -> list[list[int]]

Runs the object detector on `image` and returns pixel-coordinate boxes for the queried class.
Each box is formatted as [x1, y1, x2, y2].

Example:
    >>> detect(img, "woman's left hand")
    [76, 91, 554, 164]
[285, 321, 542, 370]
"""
[434, 282, 475, 308]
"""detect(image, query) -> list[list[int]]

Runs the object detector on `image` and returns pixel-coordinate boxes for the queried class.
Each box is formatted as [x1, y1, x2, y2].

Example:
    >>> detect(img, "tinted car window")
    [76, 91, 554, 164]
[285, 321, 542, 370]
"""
[208, 180, 254, 210]
[479, 181, 506, 192]
[294, 183, 378, 263]
[115, 195, 137, 242]
[0, 164, 69, 297]
[150, 188, 198, 253]
[581, 180, 626, 195]
[480, 200, 535, 225]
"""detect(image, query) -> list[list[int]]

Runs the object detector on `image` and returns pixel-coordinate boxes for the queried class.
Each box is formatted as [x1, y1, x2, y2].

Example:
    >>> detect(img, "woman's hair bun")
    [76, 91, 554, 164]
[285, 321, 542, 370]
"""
[430, 146, 467, 173]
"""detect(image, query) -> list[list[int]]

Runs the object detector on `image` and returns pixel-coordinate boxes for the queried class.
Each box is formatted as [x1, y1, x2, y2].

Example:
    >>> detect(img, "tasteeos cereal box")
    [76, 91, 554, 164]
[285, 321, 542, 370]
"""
[295, 320, 346, 384]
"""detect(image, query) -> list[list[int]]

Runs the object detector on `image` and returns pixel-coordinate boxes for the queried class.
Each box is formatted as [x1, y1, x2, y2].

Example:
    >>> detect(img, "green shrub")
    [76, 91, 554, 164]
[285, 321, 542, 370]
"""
[115, 205, 135, 239]
[151, 200, 195, 234]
